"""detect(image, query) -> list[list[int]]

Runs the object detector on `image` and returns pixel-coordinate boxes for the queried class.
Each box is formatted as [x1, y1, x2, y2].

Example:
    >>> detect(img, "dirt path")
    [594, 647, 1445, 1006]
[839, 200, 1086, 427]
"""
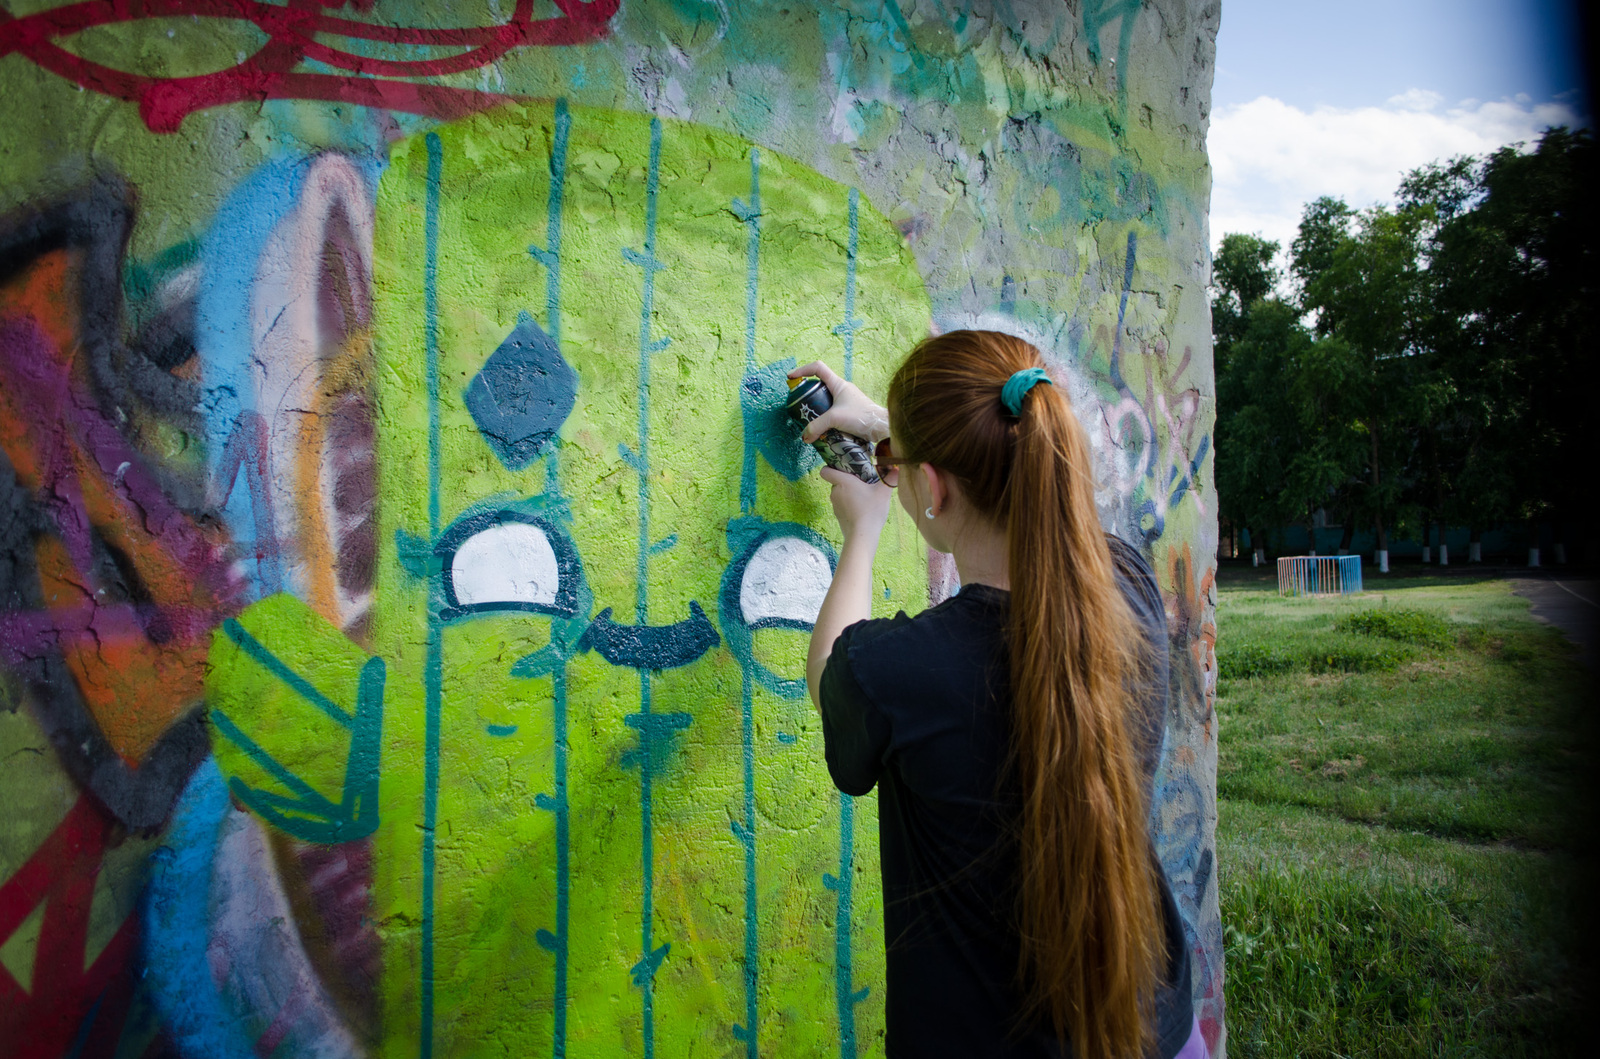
[1509, 576, 1598, 668]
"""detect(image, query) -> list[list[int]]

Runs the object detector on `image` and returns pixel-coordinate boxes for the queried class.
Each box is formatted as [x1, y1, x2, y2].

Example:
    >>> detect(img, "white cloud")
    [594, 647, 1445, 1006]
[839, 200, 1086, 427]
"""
[1208, 92, 1580, 258]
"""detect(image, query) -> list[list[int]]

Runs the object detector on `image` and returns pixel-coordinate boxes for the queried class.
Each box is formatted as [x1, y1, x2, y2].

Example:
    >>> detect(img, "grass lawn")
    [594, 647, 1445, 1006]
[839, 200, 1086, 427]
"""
[1215, 567, 1597, 1057]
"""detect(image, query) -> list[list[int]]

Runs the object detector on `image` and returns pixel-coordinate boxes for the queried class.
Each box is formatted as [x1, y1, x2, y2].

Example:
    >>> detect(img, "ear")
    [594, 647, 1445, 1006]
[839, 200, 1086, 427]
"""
[920, 462, 950, 517]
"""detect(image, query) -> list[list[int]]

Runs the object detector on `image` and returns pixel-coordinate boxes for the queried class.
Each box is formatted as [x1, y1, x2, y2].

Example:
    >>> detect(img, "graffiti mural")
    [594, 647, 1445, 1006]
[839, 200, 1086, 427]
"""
[0, 0, 619, 133]
[1, 2, 1223, 1056]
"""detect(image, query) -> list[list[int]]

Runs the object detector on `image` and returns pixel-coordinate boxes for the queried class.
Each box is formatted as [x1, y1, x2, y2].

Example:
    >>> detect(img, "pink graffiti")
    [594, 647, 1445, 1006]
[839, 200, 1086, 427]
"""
[0, 0, 619, 134]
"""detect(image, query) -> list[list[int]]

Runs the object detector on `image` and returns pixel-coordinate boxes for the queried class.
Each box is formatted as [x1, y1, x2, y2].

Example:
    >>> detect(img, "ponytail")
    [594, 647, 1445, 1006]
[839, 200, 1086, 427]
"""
[888, 331, 1162, 1059]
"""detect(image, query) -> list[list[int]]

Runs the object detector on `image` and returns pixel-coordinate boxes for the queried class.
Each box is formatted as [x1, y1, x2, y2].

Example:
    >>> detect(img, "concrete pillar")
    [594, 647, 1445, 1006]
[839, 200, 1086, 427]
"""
[0, 2, 1227, 1054]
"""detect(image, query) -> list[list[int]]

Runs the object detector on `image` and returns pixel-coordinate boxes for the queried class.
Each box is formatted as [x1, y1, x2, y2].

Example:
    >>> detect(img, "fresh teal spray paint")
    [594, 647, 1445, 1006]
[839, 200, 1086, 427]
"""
[735, 150, 763, 517]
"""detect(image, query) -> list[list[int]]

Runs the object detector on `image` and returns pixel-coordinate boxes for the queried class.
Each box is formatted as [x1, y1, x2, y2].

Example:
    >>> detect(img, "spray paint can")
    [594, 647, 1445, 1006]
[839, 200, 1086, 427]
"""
[785, 377, 880, 485]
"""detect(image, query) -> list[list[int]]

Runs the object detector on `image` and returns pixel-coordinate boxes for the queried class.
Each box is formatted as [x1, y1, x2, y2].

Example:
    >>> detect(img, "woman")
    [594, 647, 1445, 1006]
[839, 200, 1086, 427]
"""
[794, 330, 1204, 1059]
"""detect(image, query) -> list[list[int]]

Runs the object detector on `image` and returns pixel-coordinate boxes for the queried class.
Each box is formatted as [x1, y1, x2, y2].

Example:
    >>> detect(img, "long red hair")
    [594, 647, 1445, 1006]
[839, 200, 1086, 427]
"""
[887, 330, 1162, 1058]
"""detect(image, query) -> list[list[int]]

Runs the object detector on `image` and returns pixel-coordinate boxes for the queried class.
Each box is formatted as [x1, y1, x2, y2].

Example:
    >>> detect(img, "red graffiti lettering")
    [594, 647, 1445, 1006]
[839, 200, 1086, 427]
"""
[0, 0, 619, 134]
[0, 795, 140, 1059]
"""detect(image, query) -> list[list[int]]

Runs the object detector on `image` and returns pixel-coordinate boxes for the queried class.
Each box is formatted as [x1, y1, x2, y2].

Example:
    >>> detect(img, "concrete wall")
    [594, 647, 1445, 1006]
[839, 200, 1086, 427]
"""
[0, 3, 1222, 1056]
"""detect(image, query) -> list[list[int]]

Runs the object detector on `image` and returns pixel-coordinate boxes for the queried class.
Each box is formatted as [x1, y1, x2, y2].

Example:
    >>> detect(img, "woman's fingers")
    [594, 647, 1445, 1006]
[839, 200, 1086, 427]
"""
[789, 360, 846, 391]
[789, 361, 844, 441]
[799, 410, 836, 443]
[788, 360, 888, 443]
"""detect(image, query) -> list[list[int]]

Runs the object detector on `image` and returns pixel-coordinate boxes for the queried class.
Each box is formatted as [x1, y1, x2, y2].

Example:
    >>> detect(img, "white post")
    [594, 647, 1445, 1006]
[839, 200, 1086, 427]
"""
[1439, 544, 1448, 566]
[1529, 547, 1541, 568]
[1377, 549, 1389, 573]
[1422, 545, 1431, 563]
[1253, 548, 1264, 567]
[1469, 541, 1482, 563]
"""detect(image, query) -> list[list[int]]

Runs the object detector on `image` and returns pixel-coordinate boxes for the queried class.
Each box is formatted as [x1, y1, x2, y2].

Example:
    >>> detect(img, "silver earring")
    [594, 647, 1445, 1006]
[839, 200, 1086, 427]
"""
[925, 506, 936, 520]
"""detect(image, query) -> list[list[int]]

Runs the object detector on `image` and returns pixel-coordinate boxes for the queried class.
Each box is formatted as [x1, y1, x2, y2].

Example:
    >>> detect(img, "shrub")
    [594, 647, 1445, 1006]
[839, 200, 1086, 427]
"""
[1218, 639, 1412, 680]
[1335, 607, 1454, 649]
[1218, 642, 1301, 679]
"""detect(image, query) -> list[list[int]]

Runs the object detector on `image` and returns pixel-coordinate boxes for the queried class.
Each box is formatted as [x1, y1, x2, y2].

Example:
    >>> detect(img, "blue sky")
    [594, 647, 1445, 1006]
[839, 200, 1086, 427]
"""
[1208, 0, 1588, 252]
[1214, 0, 1587, 112]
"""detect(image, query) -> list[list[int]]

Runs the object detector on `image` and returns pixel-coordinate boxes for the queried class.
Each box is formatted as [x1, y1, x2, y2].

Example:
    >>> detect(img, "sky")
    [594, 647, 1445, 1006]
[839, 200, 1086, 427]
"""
[1208, 0, 1589, 256]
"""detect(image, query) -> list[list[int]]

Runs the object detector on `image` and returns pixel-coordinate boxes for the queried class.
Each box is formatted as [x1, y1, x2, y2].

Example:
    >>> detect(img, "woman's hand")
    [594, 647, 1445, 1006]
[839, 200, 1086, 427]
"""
[788, 361, 890, 443]
[821, 466, 891, 544]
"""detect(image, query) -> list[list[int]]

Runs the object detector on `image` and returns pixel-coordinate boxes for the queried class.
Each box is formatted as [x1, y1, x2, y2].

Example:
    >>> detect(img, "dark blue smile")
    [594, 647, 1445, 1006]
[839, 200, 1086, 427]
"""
[578, 600, 721, 670]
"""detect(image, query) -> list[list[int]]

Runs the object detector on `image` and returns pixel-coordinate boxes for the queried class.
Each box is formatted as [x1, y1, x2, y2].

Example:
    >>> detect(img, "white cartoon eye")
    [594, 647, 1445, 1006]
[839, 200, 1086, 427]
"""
[740, 536, 833, 627]
[450, 522, 562, 608]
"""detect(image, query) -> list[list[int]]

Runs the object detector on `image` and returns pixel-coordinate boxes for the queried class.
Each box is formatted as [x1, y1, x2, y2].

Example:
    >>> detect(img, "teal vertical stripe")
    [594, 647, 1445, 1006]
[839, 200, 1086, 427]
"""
[421, 130, 444, 1059]
[549, 99, 573, 1059]
[737, 150, 763, 515]
[549, 100, 573, 1059]
[733, 667, 758, 1055]
[552, 665, 571, 1056]
[426, 135, 443, 536]
[741, 150, 761, 373]
[840, 188, 860, 382]
[831, 187, 868, 1058]
[832, 793, 867, 1059]
[620, 115, 672, 1059]
[546, 100, 570, 345]
[737, 149, 763, 1056]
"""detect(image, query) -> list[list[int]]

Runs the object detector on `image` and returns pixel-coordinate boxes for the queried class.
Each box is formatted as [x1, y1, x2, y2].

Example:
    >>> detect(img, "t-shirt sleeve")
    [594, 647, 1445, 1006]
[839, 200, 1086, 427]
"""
[818, 621, 892, 797]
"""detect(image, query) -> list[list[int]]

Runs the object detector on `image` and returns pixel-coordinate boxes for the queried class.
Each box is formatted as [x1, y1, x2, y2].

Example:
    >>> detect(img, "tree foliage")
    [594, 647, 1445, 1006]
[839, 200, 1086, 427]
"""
[1212, 126, 1595, 557]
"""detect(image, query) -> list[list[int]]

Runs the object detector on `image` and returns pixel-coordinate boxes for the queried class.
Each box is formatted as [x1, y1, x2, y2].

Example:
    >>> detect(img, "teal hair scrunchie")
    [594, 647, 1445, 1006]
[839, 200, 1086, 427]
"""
[1001, 366, 1053, 417]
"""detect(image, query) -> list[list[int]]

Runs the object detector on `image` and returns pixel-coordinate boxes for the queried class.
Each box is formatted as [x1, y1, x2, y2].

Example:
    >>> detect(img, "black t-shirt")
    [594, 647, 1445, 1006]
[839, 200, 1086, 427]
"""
[819, 538, 1194, 1058]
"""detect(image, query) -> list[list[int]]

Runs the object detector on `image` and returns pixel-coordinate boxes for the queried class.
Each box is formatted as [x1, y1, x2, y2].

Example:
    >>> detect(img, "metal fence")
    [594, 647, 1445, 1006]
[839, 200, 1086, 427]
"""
[1277, 554, 1363, 596]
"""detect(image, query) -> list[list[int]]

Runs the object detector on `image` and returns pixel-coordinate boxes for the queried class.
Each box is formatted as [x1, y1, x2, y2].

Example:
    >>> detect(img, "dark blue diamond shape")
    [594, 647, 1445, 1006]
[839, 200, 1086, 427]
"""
[465, 312, 577, 470]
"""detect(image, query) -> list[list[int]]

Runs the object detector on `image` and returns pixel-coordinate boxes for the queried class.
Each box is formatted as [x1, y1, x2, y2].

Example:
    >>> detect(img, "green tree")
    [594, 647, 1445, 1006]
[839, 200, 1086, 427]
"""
[1293, 198, 1437, 564]
[1214, 291, 1357, 557]
[1288, 197, 1355, 301]
[1214, 298, 1302, 554]
[1398, 155, 1483, 555]
[1212, 232, 1280, 354]
[1214, 129, 1595, 568]
[1285, 330, 1369, 550]
[1421, 127, 1596, 554]
[1211, 233, 1284, 555]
